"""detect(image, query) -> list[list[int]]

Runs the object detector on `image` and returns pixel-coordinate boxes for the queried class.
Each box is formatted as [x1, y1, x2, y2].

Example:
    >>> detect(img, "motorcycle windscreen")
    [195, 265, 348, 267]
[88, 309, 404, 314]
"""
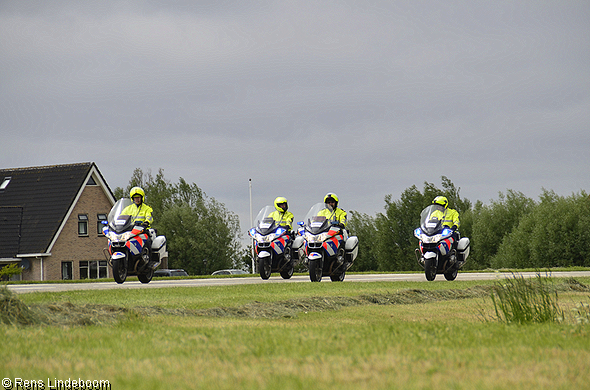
[253, 206, 279, 235]
[108, 198, 135, 232]
[302, 203, 332, 234]
[419, 205, 445, 235]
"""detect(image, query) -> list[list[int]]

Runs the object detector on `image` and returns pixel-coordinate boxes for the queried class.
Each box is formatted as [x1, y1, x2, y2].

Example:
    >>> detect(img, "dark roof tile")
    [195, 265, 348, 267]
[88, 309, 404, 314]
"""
[0, 162, 96, 256]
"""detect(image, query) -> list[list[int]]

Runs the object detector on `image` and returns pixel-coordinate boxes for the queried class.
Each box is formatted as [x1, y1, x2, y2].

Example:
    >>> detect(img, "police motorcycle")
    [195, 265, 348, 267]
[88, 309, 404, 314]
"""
[292, 203, 359, 282]
[413, 204, 470, 281]
[102, 198, 168, 284]
[248, 205, 295, 280]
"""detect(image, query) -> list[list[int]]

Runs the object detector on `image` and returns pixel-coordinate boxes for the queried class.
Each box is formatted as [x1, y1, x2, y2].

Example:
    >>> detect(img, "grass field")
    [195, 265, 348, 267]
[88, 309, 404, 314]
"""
[2, 276, 590, 390]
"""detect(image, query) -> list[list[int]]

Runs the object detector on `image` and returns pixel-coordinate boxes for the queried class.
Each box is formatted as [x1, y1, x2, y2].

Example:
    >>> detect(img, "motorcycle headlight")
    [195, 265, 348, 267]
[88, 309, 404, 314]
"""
[108, 231, 133, 242]
[430, 234, 443, 243]
[306, 232, 330, 243]
[414, 228, 422, 238]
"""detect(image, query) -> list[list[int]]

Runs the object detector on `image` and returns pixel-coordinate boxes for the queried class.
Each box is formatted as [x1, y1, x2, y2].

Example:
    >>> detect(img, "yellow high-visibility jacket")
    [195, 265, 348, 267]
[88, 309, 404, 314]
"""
[317, 207, 347, 228]
[268, 210, 294, 230]
[121, 203, 154, 227]
[430, 208, 460, 229]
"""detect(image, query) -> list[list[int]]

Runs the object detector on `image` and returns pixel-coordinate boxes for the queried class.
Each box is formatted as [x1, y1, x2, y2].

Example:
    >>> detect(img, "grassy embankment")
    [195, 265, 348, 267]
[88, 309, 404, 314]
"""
[2, 276, 590, 390]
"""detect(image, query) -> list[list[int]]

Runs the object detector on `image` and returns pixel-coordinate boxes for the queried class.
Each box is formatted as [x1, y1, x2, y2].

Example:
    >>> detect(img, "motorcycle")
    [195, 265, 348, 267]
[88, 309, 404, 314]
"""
[413, 204, 470, 281]
[293, 203, 359, 282]
[248, 205, 295, 280]
[102, 198, 168, 284]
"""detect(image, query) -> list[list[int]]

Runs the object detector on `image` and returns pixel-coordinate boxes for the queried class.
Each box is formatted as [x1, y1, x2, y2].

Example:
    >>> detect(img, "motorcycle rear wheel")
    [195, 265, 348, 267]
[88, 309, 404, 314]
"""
[330, 270, 345, 282]
[444, 267, 458, 281]
[280, 264, 294, 279]
[424, 258, 436, 281]
[259, 257, 272, 280]
[138, 268, 154, 284]
[309, 259, 323, 282]
[112, 259, 127, 284]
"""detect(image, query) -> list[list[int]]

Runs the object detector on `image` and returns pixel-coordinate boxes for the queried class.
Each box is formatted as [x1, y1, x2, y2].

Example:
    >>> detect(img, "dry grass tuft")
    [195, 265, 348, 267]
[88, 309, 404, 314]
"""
[1, 286, 45, 325]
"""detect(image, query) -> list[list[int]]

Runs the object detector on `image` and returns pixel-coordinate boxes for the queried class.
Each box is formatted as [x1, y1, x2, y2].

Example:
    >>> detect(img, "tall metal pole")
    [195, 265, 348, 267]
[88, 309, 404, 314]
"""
[249, 178, 254, 273]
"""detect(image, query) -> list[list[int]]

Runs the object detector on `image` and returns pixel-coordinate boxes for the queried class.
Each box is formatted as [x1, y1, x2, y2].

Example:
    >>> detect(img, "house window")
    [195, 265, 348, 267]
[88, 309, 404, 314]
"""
[97, 213, 107, 234]
[0, 177, 11, 191]
[87, 176, 97, 185]
[78, 214, 89, 236]
[80, 261, 108, 279]
[62, 262, 73, 280]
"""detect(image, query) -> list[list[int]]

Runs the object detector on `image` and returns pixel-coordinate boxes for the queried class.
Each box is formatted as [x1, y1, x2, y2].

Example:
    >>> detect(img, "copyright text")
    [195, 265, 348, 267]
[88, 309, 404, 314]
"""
[2, 378, 111, 390]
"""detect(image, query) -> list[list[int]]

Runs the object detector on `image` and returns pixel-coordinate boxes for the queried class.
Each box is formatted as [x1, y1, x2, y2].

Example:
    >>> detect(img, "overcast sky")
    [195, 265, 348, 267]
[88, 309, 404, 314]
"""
[1, 0, 589, 239]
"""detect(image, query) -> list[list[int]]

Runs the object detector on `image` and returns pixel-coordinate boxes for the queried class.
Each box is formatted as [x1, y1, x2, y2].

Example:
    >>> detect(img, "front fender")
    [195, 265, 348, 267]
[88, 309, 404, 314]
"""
[308, 252, 322, 261]
[423, 251, 437, 264]
[112, 252, 126, 261]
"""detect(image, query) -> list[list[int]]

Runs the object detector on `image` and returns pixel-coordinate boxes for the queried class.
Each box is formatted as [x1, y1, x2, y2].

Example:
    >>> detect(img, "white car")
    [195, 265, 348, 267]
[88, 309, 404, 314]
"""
[154, 269, 189, 277]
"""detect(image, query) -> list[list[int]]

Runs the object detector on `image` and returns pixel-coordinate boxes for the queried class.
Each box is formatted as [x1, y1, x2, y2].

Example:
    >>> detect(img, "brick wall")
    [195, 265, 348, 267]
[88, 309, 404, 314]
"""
[44, 185, 113, 281]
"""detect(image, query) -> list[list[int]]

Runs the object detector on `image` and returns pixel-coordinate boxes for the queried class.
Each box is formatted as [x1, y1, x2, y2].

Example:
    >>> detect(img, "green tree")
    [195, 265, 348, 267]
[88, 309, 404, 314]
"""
[470, 190, 536, 269]
[159, 178, 242, 274]
[347, 211, 378, 271]
[492, 190, 590, 268]
[375, 186, 425, 271]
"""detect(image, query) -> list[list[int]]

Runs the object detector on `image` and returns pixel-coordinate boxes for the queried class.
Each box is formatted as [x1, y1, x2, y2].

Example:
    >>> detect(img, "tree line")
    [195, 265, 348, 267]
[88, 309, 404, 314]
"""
[115, 170, 590, 274]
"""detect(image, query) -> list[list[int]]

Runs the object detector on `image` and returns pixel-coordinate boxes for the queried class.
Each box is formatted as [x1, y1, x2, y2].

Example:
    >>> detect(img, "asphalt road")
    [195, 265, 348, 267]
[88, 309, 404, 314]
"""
[7, 271, 590, 294]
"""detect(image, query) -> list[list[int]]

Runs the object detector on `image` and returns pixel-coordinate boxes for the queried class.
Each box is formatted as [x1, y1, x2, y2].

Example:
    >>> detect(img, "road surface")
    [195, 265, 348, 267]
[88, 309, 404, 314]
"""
[6, 271, 590, 294]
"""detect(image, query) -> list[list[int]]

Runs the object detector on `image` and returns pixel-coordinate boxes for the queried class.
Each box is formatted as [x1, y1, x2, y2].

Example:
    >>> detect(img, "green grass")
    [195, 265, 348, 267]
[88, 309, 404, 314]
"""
[2, 278, 590, 390]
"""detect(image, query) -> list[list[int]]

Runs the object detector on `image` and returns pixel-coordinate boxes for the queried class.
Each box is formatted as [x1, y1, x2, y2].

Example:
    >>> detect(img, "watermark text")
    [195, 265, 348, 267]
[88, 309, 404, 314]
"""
[2, 378, 111, 390]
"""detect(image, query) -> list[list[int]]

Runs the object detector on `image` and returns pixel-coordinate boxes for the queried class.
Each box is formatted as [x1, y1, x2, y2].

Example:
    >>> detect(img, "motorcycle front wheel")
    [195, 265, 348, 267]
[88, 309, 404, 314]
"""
[424, 258, 437, 281]
[112, 259, 127, 284]
[259, 257, 272, 280]
[309, 259, 323, 282]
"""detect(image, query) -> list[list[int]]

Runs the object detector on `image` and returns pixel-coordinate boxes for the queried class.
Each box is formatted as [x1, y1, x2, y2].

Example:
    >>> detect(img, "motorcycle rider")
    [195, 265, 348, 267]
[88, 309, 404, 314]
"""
[318, 193, 347, 229]
[268, 196, 295, 259]
[121, 186, 154, 227]
[121, 186, 154, 261]
[430, 195, 460, 260]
